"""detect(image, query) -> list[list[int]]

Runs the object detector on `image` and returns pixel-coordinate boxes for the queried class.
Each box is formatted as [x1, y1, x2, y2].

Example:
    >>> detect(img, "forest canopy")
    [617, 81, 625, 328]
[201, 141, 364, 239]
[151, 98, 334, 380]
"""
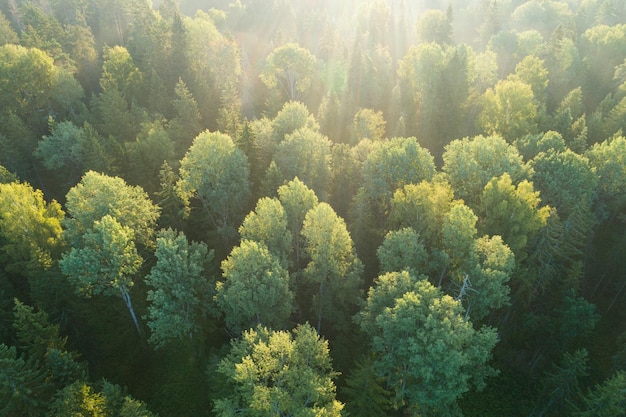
[1, 0, 626, 416]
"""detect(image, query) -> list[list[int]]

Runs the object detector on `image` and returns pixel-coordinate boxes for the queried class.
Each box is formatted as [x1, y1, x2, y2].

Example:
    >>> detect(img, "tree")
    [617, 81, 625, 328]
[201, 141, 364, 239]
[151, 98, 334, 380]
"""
[415, 9, 452, 45]
[274, 127, 332, 201]
[478, 78, 539, 141]
[301, 203, 363, 333]
[574, 371, 626, 417]
[377, 227, 427, 277]
[361, 136, 435, 207]
[352, 108, 386, 143]
[144, 229, 213, 349]
[215, 240, 293, 335]
[479, 173, 550, 261]
[260, 43, 317, 102]
[64, 171, 160, 248]
[176, 130, 250, 243]
[59, 215, 143, 335]
[0, 344, 50, 417]
[360, 278, 498, 415]
[124, 119, 175, 194]
[214, 324, 343, 417]
[12, 300, 84, 378]
[389, 180, 459, 248]
[0, 181, 64, 275]
[238, 197, 291, 269]
[168, 78, 202, 157]
[586, 134, 626, 219]
[277, 177, 319, 269]
[442, 134, 529, 208]
[530, 149, 598, 219]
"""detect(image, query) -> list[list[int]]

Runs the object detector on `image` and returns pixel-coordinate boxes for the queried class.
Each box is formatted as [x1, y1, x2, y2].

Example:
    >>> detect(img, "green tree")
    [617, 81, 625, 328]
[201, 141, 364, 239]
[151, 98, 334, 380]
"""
[124, 119, 175, 194]
[238, 197, 291, 269]
[214, 324, 343, 417]
[168, 78, 202, 157]
[479, 173, 550, 261]
[442, 134, 528, 208]
[0, 181, 64, 276]
[0, 344, 50, 417]
[144, 229, 213, 349]
[47, 382, 108, 417]
[574, 371, 626, 417]
[274, 127, 332, 201]
[415, 9, 452, 45]
[301, 203, 363, 333]
[215, 240, 293, 335]
[360, 278, 498, 415]
[586, 134, 626, 219]
[361, 136, 435, 208]
[377, 227, 427, 277]
[59, 215, 143, 335]
[352, 108, 386, 143]
[260, 43, 317, 102]
[64, 171, 160, 248]
[478, 78, 539, 140]
[389, 180, 459, 249]
[176, 130, 250, 243]
[277, 177, 319, 269]
[530, 149, 598, 219]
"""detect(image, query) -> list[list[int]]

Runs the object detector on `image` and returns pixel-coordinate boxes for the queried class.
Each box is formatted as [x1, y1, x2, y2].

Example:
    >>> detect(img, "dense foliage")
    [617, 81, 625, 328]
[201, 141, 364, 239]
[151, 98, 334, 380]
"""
[1, 0, 626, 415]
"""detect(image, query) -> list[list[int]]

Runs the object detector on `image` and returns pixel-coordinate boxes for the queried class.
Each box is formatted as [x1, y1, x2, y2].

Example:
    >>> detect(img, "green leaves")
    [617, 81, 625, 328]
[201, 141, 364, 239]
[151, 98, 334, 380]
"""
[60, 215, 142, 298]
[145, 229, 212, 349]
[177, 130, 250, 242]
[216, 240, 293, 335]
[260, 43, 317, 101]
[361, 278, 498, 414]
[215, 324, 343, 417]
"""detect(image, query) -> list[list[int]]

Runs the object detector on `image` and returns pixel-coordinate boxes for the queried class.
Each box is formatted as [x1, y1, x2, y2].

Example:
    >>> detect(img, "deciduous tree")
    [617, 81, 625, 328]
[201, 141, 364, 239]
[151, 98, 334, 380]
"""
[214, 324, 343, 417]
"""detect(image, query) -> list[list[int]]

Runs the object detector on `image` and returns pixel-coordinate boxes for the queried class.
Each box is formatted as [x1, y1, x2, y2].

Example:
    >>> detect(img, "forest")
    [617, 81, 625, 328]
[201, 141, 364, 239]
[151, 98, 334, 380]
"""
[1, 0, 626, 415]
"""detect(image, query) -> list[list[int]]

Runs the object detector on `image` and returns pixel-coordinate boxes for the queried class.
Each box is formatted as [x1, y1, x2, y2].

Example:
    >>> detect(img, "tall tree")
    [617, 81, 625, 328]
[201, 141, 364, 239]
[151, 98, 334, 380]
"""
[0, 181, 64, 276]
[442, 134, 529, 208]
[64, 171, 160, 248]
[260, 43, 317, 103]
[59, 215, 143, 335]
[176, 130, 250, 244]
[214, 324, 343, 417]
[144, 229, 213, 349]
[301, 202, 363, 333]
[359, 277, 498, 415]
[216, 240, 293, 335]
[274, 127, 332, 201]
[277, 177, 319, 269]
[238, 197, 291, 269]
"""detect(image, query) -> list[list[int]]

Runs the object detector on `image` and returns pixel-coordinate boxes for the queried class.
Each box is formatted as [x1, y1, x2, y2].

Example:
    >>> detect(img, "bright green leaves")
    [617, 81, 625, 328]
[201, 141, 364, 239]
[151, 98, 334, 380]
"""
[216, 240, 293, 335]
[239, 197, 292, 269]
[479, 78, 539, 140]
[301, 203, 363, 333]
[214, 324, 343, 417]
[479, 173, 550, 260]
[0, 181, 64, 273]
[145, 229, 213, 349]
[64, 171, 160, 248]
[177, 130, 250, 243]
[362, 136, 435, 206]
[60, 215, 142, 299]
[60, 215, 143, 334]
[360, 277, 498, 415]
[442, 134, 528, 207]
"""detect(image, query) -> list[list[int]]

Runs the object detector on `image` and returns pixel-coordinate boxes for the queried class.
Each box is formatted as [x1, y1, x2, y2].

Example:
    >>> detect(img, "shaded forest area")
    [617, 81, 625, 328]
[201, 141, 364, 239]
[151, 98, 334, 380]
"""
[1, 0, 626, 415]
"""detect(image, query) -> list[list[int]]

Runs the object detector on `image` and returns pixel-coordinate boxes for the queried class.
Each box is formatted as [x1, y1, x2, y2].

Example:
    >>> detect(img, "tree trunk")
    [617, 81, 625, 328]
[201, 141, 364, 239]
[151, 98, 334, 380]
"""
[120, 288, 142, 336]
